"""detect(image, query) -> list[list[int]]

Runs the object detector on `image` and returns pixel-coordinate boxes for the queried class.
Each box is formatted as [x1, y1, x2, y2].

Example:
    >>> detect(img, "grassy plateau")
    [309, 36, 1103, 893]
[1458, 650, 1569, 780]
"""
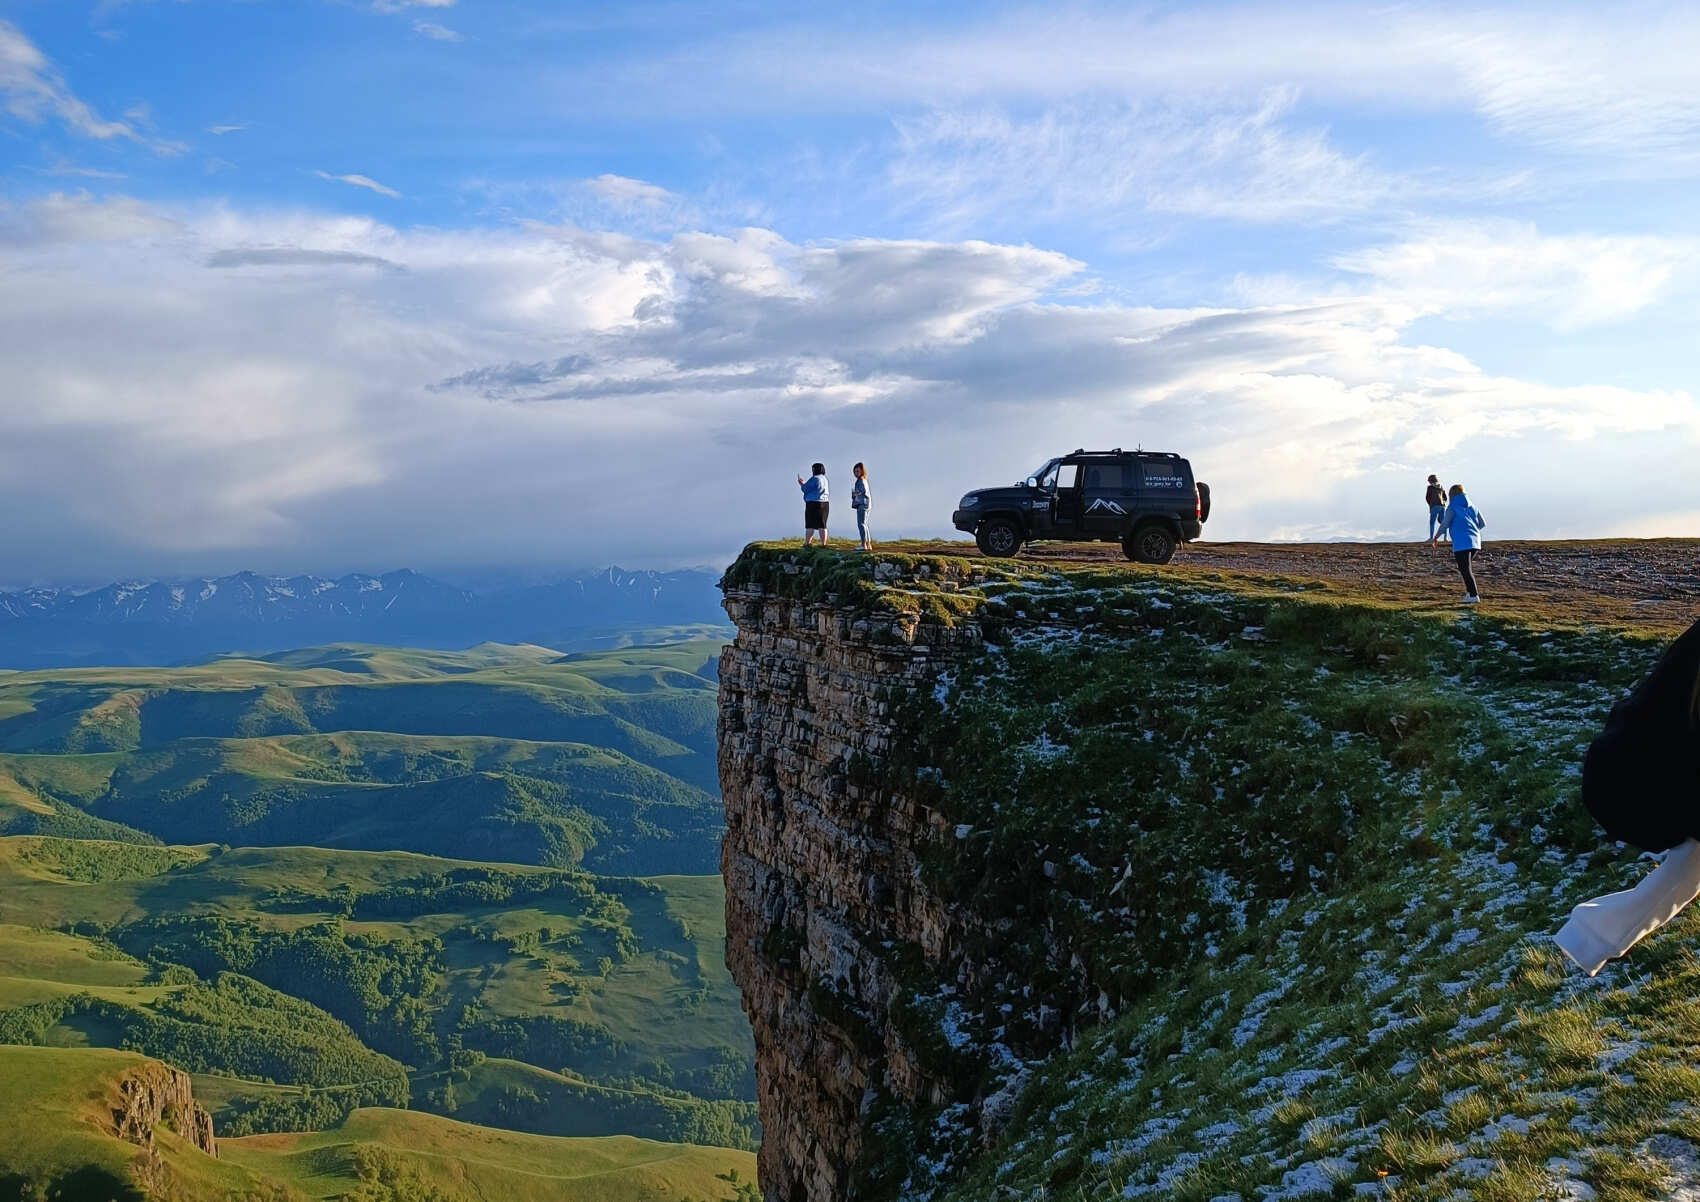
[730, 543, 1700, 1202]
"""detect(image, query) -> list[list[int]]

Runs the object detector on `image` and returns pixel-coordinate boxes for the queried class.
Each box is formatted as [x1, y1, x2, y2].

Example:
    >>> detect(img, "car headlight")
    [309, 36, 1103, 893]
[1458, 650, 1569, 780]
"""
[960, 495, 979, 508]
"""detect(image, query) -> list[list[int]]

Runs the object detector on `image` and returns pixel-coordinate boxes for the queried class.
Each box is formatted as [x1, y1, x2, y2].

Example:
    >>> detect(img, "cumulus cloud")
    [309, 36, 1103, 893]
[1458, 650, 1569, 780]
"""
[0, 18, 182, 154]
[1, 198, 1695, 577]
[314, 170, 402, 199]
[0, 192, 176, 243]
[1336, 221, 1700, 330]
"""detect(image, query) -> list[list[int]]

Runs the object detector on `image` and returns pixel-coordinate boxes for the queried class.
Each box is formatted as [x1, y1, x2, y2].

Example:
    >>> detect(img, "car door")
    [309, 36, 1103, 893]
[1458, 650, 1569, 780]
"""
[1051, 461, 1084, 533]
[1138, 458, 1191, 514]
[1082, 462, 1133, 536]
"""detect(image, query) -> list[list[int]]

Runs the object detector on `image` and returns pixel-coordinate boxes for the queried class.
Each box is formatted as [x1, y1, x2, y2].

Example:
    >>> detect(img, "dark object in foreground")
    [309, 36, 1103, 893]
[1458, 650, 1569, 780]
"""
[952, 448, 1210, 563]
[1582, 618, 1700, 853]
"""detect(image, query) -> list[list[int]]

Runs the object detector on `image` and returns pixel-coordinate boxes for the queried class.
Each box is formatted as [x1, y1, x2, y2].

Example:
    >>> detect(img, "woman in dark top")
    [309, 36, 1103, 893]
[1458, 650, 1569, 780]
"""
[1555, 619, 1700, 973]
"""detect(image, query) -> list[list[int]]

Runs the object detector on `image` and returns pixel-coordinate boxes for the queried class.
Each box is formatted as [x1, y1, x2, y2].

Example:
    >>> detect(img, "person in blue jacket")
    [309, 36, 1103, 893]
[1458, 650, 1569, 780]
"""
[1430, 483, 1486, 603]
[797, 463, 830, 545]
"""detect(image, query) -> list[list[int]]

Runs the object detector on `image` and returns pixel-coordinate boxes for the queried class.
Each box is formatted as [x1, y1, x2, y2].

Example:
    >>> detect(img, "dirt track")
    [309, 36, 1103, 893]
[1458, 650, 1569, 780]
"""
[896, 539, 1700, 634]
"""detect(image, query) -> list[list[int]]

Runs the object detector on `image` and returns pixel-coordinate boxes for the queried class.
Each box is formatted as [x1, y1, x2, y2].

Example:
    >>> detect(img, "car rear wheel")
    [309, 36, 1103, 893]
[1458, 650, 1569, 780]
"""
[976, 518, 1023, 558]
[1125, 525, 1177, 565]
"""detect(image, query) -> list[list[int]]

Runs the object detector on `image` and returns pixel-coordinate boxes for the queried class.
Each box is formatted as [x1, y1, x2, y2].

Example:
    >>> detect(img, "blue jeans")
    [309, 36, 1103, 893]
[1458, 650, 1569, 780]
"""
[855, 506, 868, 541]
[1428, 504, 1446, 539]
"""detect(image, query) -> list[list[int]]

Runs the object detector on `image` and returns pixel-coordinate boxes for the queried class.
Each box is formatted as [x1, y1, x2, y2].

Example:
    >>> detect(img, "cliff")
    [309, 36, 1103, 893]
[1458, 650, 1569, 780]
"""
[719, 543, 1700, 1202]
[113, 1057, 218, 1158]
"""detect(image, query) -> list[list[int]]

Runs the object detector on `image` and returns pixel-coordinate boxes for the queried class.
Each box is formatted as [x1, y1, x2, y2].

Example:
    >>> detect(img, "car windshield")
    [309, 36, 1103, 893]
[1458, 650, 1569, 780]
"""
[1025, 458, 1059, 488]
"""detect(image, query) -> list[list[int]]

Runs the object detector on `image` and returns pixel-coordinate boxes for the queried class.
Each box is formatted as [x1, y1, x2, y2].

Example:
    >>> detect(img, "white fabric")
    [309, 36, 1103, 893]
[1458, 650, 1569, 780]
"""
[1555, 838, 1700, 975]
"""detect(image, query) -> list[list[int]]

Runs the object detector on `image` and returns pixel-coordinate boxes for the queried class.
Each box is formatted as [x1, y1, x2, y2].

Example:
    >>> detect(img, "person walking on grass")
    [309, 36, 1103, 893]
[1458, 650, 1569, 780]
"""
[1430, 484, 1485, 603]
[798, 463, 830, 545]
[1425, 474, 1447, 541]
[1555, 619, 1700, 975]
[851, 462, 872, 551]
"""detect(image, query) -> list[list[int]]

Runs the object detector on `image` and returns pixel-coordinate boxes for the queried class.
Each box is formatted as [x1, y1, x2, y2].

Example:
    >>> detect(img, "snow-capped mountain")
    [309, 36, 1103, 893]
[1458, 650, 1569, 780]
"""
[0, 567, 724, 667]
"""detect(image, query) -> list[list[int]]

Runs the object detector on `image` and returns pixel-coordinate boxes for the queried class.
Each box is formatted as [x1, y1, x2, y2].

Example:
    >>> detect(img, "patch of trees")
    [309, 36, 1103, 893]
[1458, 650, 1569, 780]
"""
[114, 916, 443, 1064]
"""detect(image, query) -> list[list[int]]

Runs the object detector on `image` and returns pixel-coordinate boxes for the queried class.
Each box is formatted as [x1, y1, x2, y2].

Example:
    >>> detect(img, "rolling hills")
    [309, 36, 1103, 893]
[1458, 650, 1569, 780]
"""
[0, 633, 759, 1199]
[0, 1046, 758, 1202]
[0, 639, 725, 871]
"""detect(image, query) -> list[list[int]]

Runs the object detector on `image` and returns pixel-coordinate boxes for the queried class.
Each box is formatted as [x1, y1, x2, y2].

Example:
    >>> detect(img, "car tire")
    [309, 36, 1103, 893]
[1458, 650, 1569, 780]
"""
[1197, 482, 1212, 523]
[975, 518, 1023, 558]
[1125, 524, 1177, 565]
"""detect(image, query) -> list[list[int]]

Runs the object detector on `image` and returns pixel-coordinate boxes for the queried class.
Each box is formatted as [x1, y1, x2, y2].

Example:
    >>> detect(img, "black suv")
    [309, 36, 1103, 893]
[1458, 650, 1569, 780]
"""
[952, 449, 1211, 563]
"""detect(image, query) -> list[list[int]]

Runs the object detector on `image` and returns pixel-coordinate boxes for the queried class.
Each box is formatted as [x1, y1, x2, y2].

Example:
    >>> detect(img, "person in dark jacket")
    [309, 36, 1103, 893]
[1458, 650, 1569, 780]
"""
[797, 463, 830, 545]
[1555, 619, 1700, 974]
[1425, 475, 1447, 541]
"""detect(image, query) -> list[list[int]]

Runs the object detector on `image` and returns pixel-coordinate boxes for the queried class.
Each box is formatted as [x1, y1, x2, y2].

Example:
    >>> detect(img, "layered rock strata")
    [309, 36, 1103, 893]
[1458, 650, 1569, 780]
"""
[113, 1059, 218, 1157]
[718, 573, 986, 1202]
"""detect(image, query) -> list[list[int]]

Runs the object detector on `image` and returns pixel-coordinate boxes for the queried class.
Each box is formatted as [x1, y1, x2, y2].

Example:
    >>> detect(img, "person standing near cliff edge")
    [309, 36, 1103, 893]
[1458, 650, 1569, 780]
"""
[1430, 484, 1485, 603]
[1555, 619, 1700, 974]
[798, 463, 830, 546]
[1425, 475, 1447, 542]
[851, 462, 872, 552]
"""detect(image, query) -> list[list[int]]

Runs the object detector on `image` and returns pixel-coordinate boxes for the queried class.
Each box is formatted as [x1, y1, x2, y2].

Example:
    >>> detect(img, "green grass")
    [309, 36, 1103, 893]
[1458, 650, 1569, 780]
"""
[0, 1045, 293, 1201]
[730, 544, 1698, 1201]
[222, 1106, 757, 1201]
[0, 1045, 756, 1202]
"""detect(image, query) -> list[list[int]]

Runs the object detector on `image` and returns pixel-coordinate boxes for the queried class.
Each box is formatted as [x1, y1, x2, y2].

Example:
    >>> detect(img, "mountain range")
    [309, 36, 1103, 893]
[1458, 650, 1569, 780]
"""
[0, 567, 726, 667]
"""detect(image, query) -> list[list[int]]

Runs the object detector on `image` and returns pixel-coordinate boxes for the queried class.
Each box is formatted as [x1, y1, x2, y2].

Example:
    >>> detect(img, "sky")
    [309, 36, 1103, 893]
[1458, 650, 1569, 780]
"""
[1, 0, 1698, 581]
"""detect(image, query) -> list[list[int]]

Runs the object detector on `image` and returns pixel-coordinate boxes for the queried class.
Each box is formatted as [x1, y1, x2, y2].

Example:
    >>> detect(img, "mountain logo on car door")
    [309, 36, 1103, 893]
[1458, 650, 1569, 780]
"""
[1086, 498, 1127, 515]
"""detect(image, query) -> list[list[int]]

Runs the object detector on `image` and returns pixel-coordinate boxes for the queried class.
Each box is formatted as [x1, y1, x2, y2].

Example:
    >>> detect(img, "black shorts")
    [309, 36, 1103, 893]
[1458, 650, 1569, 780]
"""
[805, 500, 830, 529]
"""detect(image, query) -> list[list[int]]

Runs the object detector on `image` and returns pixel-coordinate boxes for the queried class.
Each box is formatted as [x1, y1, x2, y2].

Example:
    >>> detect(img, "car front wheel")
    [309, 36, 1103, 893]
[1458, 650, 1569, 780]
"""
[1125, 525, 1177, 564]
[976, 518, 1023, 558]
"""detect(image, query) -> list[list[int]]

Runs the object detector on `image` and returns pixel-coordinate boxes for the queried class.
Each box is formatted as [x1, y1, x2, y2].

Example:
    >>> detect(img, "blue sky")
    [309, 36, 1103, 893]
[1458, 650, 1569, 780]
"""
[2, 0, 1698, 578]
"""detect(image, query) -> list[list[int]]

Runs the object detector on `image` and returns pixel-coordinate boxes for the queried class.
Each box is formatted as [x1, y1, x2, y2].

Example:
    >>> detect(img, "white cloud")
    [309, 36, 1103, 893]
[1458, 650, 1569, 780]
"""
[412, 21, 462, 42]
[0, 18, 181, 154]
[314, 170, 402, 199]
[372, 0, 454, 10]
[1336, 221, 1700, 330]
[585, 174, 675, 208]
[1, 198, 1695, 576]
[42, 160, 127, 179]
[0, 192, 177, 243]
[208, 123, 248, 135]
[889, 91, 1393, 230]
[602, 3, 1700, 168]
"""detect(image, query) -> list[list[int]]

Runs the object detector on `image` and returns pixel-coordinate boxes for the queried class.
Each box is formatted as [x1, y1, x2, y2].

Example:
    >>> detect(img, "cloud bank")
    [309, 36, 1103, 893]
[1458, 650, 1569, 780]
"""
[1, 195, 1695, 579]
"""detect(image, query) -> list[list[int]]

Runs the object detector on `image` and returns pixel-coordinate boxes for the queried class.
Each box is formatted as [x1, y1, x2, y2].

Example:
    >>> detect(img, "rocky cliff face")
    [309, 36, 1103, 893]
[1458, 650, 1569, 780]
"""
[718, 561, 993, 1202]
[113, 1059, 217, 1158]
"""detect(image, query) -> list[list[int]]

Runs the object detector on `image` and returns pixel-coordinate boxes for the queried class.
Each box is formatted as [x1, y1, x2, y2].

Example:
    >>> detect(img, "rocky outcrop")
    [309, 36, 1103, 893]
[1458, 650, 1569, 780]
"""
[718, 566, 989, 1202]
[112, 1060, 217, 1158]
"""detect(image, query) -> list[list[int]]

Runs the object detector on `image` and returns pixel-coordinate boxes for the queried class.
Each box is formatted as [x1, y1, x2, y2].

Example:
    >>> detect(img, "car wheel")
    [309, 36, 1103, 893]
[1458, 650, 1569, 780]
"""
[976, 518, 1023, 558]
[1126, 525, 1177, 565]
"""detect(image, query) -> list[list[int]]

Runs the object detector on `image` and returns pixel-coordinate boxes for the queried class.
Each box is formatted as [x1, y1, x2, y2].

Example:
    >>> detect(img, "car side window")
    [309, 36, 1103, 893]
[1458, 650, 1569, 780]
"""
[1056, 463, 1082, 490]
[1140, 461, 1187, 490]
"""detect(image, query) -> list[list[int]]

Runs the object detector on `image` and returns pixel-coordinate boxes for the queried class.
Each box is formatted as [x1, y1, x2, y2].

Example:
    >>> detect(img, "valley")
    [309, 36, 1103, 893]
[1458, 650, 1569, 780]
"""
[0, 635, 757, 1202]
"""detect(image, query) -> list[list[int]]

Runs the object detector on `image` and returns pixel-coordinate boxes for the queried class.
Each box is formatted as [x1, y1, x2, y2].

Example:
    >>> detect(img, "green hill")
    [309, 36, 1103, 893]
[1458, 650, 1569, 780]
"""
[0, 639, 725, 870]
[0, 1045, 757, 1202]
[222, 1106, 758, 1201]
[0, 837, 755, 1147]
